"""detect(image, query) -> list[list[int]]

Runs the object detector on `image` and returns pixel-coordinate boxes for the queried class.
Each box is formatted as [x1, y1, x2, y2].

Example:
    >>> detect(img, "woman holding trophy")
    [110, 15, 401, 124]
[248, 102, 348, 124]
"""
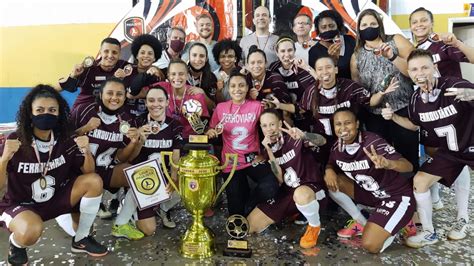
[206, 70, 279, 216]
[128, 86, 183, 234]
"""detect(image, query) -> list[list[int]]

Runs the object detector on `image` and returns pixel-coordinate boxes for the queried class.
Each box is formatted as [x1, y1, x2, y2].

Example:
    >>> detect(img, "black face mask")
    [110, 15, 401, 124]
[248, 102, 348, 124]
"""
[99, 100, 120, 115]
[32, 114, 58, 130]
[319, 30, 339, 40]
[359, 26, 380, 41]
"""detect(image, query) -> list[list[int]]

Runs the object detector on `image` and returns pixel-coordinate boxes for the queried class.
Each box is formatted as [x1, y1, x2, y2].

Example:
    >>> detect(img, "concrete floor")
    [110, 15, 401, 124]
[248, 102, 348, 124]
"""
[1, 175, 473, 265]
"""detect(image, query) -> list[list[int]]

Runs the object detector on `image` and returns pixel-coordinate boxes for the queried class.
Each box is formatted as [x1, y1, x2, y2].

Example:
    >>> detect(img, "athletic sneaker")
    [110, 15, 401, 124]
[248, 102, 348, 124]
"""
[71, 235, 108, 257]
[157, 208, 176, 229]
[405, 230, 439, 248]
[448, 218, 468, 240]
[337, 219, 364, 238]
[432, 200, 444, 211]
[8, 241, 28, 265]
[112, 223, 145, 240]
[300, 225, 321, 249]
[400, 219, 417, 239]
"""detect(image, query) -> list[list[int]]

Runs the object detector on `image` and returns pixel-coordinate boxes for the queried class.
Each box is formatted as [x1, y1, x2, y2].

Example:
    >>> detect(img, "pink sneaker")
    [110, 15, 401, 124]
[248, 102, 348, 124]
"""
[337, 219, 364, 238]
[400, 219, 417, 239]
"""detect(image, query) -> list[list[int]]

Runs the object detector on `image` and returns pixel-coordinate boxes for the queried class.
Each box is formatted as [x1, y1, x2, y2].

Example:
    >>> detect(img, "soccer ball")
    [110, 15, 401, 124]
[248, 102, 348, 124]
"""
[226, 214, 249, 239]
[182, 99, 203, 116]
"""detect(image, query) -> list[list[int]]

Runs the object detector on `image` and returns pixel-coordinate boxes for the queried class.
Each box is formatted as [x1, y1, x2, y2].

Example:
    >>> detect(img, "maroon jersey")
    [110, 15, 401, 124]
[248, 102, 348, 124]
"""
[245, 70, 291, 103]
[301, 78, 371, 136]
[131, 115, 183, 164]
[72, 102, 132, 172]
[408, 76, 474, 153]
[417, 40, 469, 78]
[63, 59, 132, 109]
[0, 132, 84, 204]
[125, 65, 148, 117]
[328, 131, 411, 199]
[272, 134, 325, 188]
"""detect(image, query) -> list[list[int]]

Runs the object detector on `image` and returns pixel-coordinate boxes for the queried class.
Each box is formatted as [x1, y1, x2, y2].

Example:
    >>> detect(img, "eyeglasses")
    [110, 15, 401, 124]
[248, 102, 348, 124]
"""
[295, 22, 311, 26]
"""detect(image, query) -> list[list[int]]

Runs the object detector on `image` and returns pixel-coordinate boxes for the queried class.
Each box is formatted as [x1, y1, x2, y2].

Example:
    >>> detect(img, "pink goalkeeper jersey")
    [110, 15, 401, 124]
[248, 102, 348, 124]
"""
[210, 100, 263, 172]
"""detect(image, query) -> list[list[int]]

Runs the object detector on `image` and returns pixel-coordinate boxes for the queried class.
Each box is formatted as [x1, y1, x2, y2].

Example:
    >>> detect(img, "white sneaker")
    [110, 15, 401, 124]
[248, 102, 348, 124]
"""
[406, 230, 439, 248]
[448, 218, 468, 240]
[157, 209, 176, 229]
[432, 200, 444, 211]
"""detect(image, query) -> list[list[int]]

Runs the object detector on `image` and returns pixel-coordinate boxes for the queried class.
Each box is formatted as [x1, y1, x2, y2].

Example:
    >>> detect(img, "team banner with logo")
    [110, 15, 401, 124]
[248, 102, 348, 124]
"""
[107, 0, 398, 61]
[123, 158, 170, 210]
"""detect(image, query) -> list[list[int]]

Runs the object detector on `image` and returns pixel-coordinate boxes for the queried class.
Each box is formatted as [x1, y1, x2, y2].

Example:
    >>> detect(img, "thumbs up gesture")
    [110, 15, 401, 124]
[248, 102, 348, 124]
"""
[381, 103, 394, 120]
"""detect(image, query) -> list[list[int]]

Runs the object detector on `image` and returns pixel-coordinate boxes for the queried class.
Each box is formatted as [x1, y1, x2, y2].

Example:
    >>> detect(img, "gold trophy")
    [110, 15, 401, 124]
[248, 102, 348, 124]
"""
[160, 135, 237, 259]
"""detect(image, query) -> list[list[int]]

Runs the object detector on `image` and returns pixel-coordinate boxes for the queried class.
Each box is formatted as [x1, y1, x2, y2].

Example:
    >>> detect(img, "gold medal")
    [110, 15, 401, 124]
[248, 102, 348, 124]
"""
[39, 176, 47, 190]
[120, 121, 131, 134]
[124, 64, 133, 76]
[82, 56, 95, 68]
[215, 123, 224, 135]
[149, 121, 160, 134]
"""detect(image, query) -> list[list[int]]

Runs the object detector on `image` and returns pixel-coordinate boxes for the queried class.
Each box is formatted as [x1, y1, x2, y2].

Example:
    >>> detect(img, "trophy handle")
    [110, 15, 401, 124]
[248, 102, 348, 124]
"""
[159, 151, 180, 194]
[213, 153, 238, 206]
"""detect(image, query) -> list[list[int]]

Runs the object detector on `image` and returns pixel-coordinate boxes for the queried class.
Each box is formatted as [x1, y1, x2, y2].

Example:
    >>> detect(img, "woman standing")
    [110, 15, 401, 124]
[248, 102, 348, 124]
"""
[350, 8, 418, 171]
[186, 42, 218, 111]
[0, 85, 107, 264]
[212, 39, 242, 102]
[206, 71, 279, 216]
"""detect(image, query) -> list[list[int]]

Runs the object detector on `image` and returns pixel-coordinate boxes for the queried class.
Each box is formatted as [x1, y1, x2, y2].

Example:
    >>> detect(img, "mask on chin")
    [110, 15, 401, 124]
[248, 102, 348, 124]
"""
[99, 100, 121, 115]
[32, 114, 59, 130]
[319, 30, 339, 40]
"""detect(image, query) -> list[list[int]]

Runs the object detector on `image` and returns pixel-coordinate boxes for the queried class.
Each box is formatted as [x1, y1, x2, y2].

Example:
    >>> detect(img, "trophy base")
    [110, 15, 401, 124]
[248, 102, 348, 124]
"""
[181, 225, 215, 259]
[223, 240, 252, 258]
[223, 247, 252, 258]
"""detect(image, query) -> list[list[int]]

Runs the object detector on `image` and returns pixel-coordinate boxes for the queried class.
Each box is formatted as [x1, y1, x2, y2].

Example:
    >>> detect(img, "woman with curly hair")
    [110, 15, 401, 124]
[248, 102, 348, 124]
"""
[212, 39, 242, 102]
[126, 34, 164, 117]
[0, 85, 107, 264]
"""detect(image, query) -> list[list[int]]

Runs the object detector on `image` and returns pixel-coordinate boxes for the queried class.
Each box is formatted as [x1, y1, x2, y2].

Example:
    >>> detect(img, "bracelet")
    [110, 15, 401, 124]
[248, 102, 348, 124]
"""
[388, 53, 398, 62]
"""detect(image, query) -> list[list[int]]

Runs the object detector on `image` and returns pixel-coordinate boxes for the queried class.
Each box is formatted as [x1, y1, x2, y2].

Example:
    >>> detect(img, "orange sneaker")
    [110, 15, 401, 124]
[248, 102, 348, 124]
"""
[337, 219, 364, 238]
[300, 225, 321, 249]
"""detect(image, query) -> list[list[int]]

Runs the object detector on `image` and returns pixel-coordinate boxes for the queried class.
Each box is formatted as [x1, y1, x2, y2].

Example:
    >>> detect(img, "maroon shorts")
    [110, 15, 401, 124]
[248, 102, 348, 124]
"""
[136, 206, 157, 220]
[258, 183, 327, 223]
[420, 149, 474, 187]
[353, 185, 415, 236]
[0, 178, 79, 230]
[98, 167, 120, 193]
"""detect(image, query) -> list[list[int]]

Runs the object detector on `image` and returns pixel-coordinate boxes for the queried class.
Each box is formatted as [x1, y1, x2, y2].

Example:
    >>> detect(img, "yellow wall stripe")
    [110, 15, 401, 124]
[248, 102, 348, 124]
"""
[0, 23, 116, 87]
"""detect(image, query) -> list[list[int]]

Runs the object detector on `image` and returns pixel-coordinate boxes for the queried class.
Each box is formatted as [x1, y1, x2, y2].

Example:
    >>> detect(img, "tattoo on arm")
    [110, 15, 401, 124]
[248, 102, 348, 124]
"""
[269, 160, 280, 177]
[303, 132, 326, 146]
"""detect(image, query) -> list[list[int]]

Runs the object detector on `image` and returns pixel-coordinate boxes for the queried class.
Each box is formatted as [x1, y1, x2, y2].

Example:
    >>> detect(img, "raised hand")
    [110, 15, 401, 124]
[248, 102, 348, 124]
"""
[379, 43, 395, 60]
[261, 95, 280, 109]
[280, 120, 304, 140]
[1, 139, 21, 161]
[249, 88, 259, 100]
[382, 77, 399, 94]
[74, 135, 90, 154]
[71, 64, 85, 78]
[363, 145, 390, 169]
[126, 127, 141, 143]
[205, 128, 219, 139]
[445, 87, 474, 102]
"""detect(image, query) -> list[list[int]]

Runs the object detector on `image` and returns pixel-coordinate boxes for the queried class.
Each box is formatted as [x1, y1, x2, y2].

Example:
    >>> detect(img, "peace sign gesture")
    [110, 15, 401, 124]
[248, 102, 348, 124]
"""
[363, 145, 390, 169]
[280, 121, 304, 140]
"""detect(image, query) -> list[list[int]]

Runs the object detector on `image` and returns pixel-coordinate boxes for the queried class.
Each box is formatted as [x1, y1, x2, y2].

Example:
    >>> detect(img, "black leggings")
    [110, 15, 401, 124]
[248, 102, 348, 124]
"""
[362, 107, 419, 173]
[223, 163, 279, 216]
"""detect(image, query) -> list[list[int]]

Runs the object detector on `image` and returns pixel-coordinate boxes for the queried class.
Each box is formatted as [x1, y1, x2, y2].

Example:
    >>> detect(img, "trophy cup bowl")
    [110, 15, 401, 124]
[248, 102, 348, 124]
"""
[161, 141, 237, 259]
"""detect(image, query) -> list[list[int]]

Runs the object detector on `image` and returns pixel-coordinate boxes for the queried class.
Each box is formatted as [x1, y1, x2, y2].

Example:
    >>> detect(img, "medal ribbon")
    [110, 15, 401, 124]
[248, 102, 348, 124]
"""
[31, 132, 55, 189]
